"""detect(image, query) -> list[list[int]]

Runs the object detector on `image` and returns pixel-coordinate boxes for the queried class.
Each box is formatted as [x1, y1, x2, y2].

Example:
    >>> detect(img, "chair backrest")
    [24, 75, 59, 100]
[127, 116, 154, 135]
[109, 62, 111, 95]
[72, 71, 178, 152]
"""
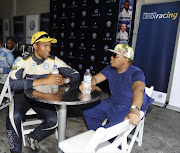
[82, 111, 144, 152]
[145, 86, 154, 97]
[0, 72, 13, 107]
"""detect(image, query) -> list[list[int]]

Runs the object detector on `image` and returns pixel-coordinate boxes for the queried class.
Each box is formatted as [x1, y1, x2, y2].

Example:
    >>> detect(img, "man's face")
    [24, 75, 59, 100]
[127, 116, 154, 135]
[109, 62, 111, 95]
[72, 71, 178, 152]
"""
[124, 2, 130, 11]
[34, 41, 51, 60]
[110, 53, 126, 68]
[6, 39, 14, 50]
[121, 24, 127, 32]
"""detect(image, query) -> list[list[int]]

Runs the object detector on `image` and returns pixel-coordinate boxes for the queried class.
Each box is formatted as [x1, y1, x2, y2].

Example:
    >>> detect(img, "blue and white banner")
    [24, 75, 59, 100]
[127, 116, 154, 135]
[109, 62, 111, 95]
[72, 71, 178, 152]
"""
[133, 2, 180, 106]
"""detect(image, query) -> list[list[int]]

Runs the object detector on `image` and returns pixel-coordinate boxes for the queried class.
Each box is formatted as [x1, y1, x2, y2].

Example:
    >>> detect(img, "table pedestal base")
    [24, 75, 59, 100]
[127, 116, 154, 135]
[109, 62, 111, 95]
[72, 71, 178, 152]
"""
[58, 105, 67, 153]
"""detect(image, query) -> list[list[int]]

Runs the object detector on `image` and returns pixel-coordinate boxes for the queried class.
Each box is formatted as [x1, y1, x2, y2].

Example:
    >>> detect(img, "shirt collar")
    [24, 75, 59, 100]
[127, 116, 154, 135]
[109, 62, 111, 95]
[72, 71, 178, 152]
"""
[32, 52, 45, 65]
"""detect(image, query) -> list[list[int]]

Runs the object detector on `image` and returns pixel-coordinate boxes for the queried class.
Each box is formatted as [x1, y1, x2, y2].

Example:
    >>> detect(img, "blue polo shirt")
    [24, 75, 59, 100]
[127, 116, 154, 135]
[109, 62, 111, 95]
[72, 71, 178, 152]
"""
[101, 65, 153, 110]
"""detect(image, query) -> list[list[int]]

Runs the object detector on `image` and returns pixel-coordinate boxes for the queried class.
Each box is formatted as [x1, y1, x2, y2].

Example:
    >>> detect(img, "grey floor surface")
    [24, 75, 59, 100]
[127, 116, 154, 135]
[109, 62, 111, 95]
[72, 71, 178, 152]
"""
[0, 101, 180, 153]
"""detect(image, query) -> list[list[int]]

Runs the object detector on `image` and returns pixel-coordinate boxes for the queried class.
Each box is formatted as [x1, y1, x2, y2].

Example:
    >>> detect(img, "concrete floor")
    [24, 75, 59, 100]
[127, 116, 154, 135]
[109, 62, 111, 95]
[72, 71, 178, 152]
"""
[0, 101, 180, 153]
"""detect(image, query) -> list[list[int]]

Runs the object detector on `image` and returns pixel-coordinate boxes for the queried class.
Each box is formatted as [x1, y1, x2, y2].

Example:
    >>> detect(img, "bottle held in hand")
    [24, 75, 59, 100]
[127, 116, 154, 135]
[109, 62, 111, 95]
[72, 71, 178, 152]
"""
[51, 65, 59, 88]
[83, 69, 92, 94]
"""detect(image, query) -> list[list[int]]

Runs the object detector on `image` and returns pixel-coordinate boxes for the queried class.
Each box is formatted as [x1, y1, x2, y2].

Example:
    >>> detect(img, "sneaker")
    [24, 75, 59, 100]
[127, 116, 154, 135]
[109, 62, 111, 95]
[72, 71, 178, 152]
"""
[27, 135, 40, 152]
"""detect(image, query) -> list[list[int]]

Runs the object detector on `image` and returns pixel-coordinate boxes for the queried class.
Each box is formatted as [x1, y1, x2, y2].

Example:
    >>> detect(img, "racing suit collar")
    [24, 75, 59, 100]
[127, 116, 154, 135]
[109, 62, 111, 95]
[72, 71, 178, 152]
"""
[32, 52, 45, 65]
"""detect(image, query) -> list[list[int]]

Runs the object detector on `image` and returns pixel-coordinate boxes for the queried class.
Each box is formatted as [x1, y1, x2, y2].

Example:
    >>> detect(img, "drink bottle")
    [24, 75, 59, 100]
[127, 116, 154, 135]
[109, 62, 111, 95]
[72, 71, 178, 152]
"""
[83, 69, 92, 94]
[51, 65, 59, 88]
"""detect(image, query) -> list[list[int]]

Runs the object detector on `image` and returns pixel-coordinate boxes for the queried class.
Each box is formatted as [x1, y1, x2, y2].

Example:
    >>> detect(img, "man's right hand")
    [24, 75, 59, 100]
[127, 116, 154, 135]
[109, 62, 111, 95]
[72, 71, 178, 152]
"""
[45, 73, 65, 85]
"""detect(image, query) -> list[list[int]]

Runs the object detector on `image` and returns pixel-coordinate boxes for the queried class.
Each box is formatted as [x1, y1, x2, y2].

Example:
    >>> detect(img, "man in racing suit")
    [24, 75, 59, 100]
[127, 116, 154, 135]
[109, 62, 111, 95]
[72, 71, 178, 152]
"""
[6, 31, 80, 153]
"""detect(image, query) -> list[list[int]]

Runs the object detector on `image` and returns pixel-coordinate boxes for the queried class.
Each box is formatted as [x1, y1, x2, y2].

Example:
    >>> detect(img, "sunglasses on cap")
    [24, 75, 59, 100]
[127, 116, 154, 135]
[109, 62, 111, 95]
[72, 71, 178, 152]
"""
[33, 34, 49, 44]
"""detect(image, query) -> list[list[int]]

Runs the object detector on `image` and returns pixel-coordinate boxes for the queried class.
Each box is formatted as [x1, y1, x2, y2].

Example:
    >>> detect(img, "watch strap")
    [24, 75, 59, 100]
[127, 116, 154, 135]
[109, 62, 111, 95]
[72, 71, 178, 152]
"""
[131, 105, 140, 111]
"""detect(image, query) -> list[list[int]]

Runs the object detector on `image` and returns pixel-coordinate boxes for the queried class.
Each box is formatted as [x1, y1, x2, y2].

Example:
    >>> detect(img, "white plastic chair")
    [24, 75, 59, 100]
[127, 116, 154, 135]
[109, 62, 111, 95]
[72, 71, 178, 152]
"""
[127, 86, 154, 152]
[21, 108, 43, 146]
[59, 111, 145, 153]
[0, 73, 13, 110]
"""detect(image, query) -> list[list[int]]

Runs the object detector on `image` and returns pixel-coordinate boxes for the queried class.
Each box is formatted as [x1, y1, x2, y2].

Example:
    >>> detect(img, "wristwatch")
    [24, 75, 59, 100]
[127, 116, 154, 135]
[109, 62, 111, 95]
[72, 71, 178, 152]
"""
[131, 105, 140, 111]
[64, 78, 69, 84]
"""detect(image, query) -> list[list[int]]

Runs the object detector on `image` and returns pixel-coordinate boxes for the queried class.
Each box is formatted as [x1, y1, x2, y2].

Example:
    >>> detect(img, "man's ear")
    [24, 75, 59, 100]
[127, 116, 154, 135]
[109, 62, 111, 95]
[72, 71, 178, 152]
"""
[33, 43, 37, 50]
[124, 57, 130, 64]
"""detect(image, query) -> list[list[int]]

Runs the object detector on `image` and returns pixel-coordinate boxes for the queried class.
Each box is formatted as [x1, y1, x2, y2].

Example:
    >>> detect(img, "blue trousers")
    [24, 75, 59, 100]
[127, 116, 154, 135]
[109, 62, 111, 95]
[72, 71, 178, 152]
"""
[83, 99, 131, 131]
[6, 93, 57, 153]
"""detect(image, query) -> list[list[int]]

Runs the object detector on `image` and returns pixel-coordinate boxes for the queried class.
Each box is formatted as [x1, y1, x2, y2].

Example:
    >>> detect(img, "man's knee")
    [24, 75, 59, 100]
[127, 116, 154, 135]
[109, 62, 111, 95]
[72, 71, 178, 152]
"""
[7, 111, 22, 124]
[46, 115, 57, 127]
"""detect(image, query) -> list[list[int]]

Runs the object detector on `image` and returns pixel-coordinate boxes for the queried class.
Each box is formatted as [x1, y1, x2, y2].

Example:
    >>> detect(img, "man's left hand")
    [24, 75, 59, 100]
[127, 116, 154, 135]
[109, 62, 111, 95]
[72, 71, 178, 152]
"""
[124, 109, 141, 126]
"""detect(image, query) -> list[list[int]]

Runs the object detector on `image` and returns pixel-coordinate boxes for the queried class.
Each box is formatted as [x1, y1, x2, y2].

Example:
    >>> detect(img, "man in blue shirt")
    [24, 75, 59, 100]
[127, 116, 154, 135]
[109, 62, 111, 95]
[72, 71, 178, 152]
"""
[79, 44, 154, 130]
[0, 38, 15, 74]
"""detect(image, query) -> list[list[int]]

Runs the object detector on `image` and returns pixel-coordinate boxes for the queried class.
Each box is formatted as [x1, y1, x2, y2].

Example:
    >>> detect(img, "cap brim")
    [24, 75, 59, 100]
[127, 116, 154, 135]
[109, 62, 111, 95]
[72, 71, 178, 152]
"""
[108, 48, 128, 58]
[108, 49, 120, 54]
[36, 38, 57, 44]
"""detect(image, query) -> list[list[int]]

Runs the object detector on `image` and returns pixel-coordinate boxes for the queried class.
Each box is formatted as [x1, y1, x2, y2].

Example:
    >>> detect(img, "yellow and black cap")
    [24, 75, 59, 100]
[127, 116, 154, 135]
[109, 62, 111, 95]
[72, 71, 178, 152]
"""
[31, 31, 57, 45]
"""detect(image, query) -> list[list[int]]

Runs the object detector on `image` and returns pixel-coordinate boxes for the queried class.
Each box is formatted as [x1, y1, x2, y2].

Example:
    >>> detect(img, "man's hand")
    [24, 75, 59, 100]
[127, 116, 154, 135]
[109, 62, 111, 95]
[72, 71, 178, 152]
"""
[45, 73, 65, 85]
[124, 109, 141, 126]
[79, 81, 92, 93]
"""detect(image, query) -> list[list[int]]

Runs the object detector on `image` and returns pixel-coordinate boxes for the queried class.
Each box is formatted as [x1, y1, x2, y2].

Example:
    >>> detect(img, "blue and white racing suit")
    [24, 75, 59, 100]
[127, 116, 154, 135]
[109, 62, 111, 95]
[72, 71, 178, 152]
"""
[6, 52, 80, 152]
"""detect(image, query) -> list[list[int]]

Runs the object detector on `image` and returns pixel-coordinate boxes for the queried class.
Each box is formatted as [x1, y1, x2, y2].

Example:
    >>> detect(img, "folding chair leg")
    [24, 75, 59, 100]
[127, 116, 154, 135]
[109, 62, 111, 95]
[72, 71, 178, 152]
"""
[127, 121, 143, 153]
[21, 121, 26, 146]
[137, 118, 145, 146]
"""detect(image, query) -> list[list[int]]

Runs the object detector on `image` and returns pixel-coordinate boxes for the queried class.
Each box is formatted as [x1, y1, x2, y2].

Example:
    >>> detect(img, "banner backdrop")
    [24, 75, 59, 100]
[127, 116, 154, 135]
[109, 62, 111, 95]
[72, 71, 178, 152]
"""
[3, 18, 10, 43]
[26, 15, 40, 44]
[133, 2, 180, 105]
[13, 16, 24, 43]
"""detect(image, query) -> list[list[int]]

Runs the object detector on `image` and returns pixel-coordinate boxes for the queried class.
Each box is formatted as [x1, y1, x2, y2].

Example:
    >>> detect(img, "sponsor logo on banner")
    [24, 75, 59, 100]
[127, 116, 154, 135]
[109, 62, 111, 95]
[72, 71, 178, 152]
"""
[62, 3, 66, 9]
[142, 12, 178, 20]
[60, 42, 64, 48]
[71, 12, 75, 18]
[60, 23, 65, 29]
[79, 64, 83, 70]
[79, 42, 86, 50]
[82, 0, 87, 7]
[104, 45, 109, 52]
[79, 54, 84, 60]
[106, 21, 112, 27]
[106, 0, 117, 4]
[92, 9, 101, 17]
[107, 9, 113, 16]
[91, 44, 96, 51]
[53, 14, 57, 19]
[95, 0, 100, 4]
[71, 22, 75, 28]
[101, 56, 109, 65]
[60, 51, 64, 57]
[68, 52, 74, 59]
[92, 33, 97, 39]
[103, 32, 112, 40]
[90, 66, 96, 74]
[70, 42, 74, 48]
[82, 11, 87, 17]
[61, 32, 65, 38]
[60, 12, 67, 19]
[90, 55, 95, 61]
[80, 21, 87, 28]
[80, 33, 85, 39]
[69, 32, 76, 39]
[93, 22, 98, 29]
[70, 1, 77, 8]
[52, 22, 57, 29]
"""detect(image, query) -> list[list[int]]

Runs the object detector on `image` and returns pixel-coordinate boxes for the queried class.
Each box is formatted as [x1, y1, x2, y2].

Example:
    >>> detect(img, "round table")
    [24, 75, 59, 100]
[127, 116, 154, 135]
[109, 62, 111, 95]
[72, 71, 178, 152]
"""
[24, 81, 102, 153]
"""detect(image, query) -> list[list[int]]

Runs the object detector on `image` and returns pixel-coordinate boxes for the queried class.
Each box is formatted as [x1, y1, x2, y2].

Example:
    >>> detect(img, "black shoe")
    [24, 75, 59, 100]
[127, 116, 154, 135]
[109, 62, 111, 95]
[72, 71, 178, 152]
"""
[27, 135, 40, 152]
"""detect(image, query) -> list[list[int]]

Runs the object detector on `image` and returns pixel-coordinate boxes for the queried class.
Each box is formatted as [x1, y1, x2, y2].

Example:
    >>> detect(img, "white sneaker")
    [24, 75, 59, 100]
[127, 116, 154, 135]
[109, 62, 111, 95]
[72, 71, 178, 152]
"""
[27, 135, 40, 152]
